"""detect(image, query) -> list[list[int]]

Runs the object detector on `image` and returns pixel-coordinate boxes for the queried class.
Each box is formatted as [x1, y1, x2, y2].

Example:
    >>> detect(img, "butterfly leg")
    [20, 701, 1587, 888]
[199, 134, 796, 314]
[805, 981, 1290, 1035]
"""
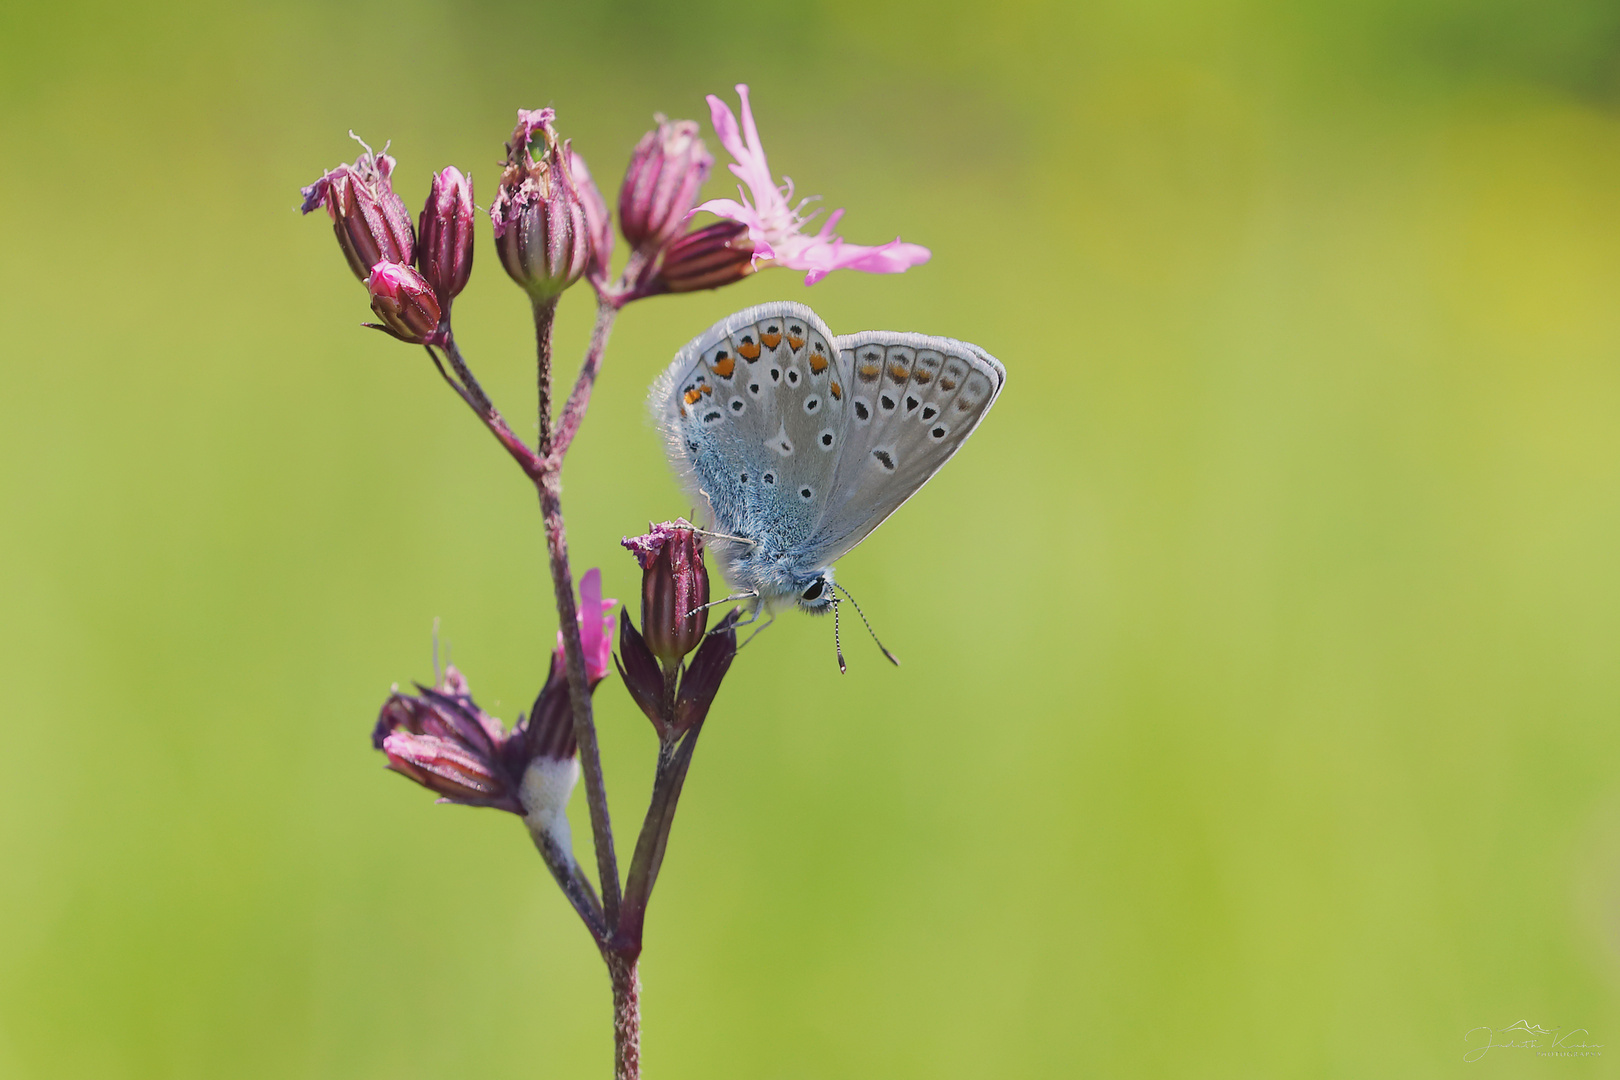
[738, 609, 777, 650]
[726, 598, 767, 629]
[687, 590, 759, 619]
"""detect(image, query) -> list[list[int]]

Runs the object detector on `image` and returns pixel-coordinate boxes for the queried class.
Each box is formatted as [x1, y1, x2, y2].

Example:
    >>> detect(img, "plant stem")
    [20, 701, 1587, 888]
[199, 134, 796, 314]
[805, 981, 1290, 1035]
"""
[527, 301, 624, 930]
[541, 479, 623, 925]
[607, 950, 642, 1080]
[619, 722, 705, 943]
[526, 818, 607, 944]
[427, 340, 545, 481]
[533, 297, 558, 456]
[547, 299, 619, 468]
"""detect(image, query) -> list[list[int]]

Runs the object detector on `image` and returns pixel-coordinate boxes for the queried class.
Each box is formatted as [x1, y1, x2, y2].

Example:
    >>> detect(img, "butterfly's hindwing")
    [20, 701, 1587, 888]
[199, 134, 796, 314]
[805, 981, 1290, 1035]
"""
[806, 331, 1004, 564]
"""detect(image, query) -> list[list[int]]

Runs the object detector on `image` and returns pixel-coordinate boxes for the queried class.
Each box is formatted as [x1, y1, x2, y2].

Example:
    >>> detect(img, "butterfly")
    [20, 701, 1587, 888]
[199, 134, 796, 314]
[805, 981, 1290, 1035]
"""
[652, 301, 1006, 666]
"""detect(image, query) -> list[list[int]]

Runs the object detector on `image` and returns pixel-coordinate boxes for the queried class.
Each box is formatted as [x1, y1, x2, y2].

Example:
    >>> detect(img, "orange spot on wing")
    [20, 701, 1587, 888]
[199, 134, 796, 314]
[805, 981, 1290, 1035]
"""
[809, 353, 829, 374]
[911, 368, 932, 384]
[830, 381, 843, 400]
[858, 364, 881, 382]
[684, 388, 703, 405]
[787, 335, 805, 351]
[939, 377, 957, 391]
[737, 342, 761, 360]
[761, 332, 782, 348]
[888, 362, 911, 381]
[701, 384, 714, 396]
[712, 356, 735, 378]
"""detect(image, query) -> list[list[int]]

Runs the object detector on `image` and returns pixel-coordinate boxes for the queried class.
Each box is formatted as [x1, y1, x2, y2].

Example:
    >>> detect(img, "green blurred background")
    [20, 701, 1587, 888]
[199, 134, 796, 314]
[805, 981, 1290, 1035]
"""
[4, 0, 1620, 1075]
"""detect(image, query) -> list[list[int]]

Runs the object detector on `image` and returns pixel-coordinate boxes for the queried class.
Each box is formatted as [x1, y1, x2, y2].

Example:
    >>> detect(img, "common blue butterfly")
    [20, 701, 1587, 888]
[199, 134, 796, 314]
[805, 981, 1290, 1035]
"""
[653, 302, 1005, 659]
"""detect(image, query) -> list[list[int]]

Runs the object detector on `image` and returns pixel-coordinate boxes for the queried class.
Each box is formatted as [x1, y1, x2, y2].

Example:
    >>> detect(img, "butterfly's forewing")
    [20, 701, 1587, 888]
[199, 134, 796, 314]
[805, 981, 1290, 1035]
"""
[655, 301, 846, 563]
[803, 331, 1005, 564]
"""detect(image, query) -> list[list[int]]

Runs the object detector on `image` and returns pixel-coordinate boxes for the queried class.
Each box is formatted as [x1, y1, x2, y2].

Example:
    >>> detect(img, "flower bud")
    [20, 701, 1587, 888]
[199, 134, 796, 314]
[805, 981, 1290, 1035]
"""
[619, 117, 713, 253]
[490, 109, 593, 300]
[300, 136, 416, 283]
[622, 519, 709, 665]
[365, 263, 443, 344]
[569, 150, 615, 286]
[417, 167, 474, 310]
[372, 667, 525, 813]
[641, 220, 756, 295]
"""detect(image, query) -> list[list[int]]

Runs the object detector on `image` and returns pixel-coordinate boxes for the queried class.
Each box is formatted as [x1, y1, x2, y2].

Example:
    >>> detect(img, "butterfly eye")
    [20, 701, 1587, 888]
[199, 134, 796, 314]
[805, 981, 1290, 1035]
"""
[801, 580, 825, 602]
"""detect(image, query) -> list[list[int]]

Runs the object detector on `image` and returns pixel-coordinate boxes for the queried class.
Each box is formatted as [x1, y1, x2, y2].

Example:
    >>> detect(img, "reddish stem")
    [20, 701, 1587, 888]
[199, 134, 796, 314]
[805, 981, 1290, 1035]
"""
[546, 299, 619, 468]
[534, 297, 558, 456]
[541, 477, 623, 925]
[607, 950, 642, 1080]
[428, 339, 545, 481]
[619, 720, 704, 945]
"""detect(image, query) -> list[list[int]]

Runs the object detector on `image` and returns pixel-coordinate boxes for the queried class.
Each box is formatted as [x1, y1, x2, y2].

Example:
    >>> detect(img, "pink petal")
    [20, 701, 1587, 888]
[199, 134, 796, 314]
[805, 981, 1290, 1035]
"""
[579, 568, 604, 661]
[693, 196, 756, 223]
[705, 87, 780, 216]
[705, 93, 744, 162]
[692, 198, 777, 260]
[777, 236, 932, 285]
[735, 85, 763, 167]
[731, 85, 778, 198]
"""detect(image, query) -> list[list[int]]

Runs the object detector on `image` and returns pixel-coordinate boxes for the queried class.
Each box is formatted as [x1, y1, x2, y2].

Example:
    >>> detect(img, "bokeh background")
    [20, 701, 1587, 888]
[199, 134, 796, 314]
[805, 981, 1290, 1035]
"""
[4, 0, 1620, 1075]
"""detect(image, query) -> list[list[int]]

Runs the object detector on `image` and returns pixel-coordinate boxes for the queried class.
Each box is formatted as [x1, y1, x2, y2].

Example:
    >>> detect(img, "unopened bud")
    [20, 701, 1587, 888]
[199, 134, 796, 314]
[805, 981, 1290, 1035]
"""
[491, 109, 593, 300]
[418, 167, 474, 310]
[300, 136, 415, 283]
[619, 117, 713, 253]
[642, 221, 756, 295]
[622, 519, 709, 665]
[365, 263, 443, 344]
[372, 667, 525, 813]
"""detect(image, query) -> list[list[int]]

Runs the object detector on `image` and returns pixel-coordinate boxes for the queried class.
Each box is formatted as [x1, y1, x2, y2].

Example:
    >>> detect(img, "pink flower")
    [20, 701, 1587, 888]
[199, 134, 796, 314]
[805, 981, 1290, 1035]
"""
[364, 262, 444, 344]
[417, 166, 475, 311]
[491, 108, 596, 300]
[696, 85, 931, 286]
[555, 567, 617, 684]
[372, 666, 527, 813]
[299, 134, 416, 284]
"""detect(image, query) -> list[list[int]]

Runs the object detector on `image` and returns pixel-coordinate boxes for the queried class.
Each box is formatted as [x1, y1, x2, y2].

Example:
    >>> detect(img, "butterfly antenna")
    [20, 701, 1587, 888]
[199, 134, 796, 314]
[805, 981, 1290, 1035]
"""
[832, 597, 847, 674]
[832, 583, 900, 667]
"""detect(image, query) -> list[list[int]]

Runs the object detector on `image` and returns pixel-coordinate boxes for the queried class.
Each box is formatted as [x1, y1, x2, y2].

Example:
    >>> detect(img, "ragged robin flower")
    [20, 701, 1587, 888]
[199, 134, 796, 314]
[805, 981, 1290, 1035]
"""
[618, 117, 713, 255]
[617, 523, 737, 738]
[490, 108, 595, 300]
[371, 572, 617, 827]
[372, 666, 526, 813]
[636, 220, 756, 296]
[621, 519, 709, 666]
[299, 134, 416, 283]
[364, 263, 444, 345]
[417, 166, 475, 314]
[697, 84, 931, 286]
